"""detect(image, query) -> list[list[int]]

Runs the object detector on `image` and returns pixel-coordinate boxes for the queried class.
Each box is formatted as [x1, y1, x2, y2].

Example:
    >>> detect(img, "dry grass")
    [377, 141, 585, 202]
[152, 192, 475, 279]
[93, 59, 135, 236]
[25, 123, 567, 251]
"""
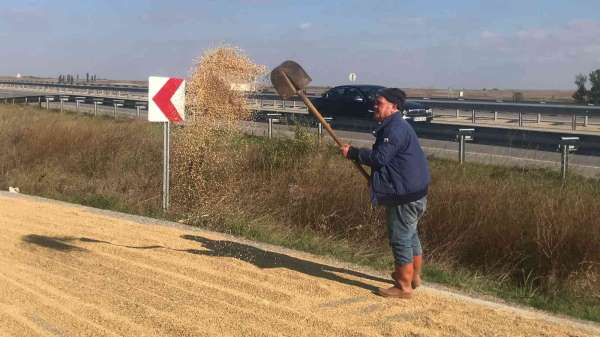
[0, 105, 162, 214]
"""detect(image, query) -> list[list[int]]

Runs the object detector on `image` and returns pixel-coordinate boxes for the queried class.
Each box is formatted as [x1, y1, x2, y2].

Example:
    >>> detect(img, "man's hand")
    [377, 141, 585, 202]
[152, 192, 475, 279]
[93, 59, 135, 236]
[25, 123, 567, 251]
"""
[341, 144, 351, 158]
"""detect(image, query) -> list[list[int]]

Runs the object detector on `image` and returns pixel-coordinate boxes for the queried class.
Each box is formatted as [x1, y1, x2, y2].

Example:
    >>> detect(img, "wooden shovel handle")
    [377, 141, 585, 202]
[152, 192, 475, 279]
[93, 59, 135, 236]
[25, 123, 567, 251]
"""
[298, 92, 370, 181]
[278, 71, 369, 181]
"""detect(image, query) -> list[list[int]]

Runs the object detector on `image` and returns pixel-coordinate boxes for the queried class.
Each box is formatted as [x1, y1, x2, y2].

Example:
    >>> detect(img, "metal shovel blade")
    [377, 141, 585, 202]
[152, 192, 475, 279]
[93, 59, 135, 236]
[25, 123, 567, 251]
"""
[270, 60, 312, 99]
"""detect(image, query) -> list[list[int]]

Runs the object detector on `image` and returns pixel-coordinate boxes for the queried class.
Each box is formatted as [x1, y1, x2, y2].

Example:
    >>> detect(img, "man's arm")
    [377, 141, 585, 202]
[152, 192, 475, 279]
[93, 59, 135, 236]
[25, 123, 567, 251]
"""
[342, 131, 402, 169]
[347, 141, 399, 169]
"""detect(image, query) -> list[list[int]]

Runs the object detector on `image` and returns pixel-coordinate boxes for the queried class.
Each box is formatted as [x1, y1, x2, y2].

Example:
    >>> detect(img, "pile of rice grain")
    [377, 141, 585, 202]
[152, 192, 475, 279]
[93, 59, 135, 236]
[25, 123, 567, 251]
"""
[186, 45, 266, 124]
[171, 46, 266, 212]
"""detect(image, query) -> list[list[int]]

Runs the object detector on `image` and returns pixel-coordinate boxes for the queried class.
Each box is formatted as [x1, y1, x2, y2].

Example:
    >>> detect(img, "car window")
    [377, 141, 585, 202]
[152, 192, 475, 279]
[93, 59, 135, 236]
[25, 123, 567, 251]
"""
[361, 86, 384, 100]
[343, 87, 363, 98]
[326, 87, 345, 98]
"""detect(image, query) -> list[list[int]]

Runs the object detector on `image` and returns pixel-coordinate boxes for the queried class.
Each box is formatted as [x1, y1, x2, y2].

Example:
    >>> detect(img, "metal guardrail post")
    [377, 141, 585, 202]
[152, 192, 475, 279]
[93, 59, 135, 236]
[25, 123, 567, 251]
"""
[112, 103, 119, 118]
[584, 115, 589, 127]
[317, 122, 323, 139]
[456, 109, 460, 118]
[572, 112, 576, 131]
[268, 118, 274, 139]
[560, 144, 568, 180]
[537, 113, 541, 123]
[471, 109, 476, 123]
[267, 113, 281, 139]
[135, 105, 146, 119]
[459, 135, 465, 163]
[559, 137, 579, 181]
[456, 128, 474, 164]
[493, 111, 497, 121]
[76, 99, 85, 112]
[519, 112, 523, 127]
[317, 117, 334, 146]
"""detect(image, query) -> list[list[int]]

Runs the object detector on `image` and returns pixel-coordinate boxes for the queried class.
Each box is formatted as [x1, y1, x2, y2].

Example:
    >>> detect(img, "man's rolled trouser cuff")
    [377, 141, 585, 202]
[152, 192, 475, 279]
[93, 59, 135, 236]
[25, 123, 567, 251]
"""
[391, 243, 416, 265]
[386, 197, 426, 266]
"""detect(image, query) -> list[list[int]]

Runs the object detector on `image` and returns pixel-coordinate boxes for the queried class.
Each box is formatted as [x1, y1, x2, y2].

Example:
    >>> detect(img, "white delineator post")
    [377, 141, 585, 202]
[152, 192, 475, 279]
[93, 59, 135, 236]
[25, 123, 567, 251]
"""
[148, 76, 186, 211]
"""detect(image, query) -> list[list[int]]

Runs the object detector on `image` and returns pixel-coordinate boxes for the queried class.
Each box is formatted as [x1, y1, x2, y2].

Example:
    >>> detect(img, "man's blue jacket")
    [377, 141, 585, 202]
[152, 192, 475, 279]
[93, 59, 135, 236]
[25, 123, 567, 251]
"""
[347, 112, 431, 206]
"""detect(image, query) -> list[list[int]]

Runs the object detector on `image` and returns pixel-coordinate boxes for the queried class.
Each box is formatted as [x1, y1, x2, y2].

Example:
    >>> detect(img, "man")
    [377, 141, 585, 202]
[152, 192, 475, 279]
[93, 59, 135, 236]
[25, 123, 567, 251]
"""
[341, 88, 430, 298]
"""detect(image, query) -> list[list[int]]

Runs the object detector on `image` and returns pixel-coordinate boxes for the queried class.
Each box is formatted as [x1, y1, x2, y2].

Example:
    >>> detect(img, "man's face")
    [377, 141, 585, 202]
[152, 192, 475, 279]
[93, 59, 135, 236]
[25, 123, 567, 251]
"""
[373, 96, 396, 122]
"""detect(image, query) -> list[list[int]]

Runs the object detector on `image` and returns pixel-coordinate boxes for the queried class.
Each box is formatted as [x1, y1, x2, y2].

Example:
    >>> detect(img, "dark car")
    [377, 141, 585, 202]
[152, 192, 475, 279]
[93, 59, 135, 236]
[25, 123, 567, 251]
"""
[311, 85, 433, 123]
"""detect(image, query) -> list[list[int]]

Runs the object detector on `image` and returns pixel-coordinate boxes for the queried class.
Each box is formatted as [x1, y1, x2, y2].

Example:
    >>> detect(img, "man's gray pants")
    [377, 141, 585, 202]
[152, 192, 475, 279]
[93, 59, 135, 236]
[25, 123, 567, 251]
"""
[386, 196, 427, 265]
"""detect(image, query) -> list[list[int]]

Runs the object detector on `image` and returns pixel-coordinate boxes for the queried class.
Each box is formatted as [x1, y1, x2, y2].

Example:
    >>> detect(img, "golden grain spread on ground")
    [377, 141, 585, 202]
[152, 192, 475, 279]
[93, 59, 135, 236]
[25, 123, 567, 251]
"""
[0, 193, 598, 337]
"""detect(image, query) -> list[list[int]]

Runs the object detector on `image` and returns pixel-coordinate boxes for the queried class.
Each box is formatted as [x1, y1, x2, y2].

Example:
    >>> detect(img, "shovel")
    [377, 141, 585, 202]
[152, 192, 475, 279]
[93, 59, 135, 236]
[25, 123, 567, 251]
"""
[270, 60, 370, 181]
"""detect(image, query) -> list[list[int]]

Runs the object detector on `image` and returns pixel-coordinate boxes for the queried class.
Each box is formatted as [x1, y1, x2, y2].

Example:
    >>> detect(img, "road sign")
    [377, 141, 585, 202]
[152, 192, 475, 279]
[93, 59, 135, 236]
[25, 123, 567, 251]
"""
[148, 76, 185, 122]
[148, 76, 186, 211]
[348, 72, 357, 82]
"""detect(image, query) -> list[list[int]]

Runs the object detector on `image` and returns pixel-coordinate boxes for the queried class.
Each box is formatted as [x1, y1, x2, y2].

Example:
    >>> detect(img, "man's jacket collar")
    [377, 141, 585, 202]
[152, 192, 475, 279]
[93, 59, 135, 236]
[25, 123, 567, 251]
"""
[373, 111, 400, 135]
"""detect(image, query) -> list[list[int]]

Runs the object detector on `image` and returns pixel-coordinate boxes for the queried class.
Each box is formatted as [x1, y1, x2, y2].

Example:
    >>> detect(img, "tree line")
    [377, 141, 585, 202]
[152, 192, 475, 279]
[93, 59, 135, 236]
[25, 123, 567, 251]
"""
[573, 69, 600, 105]
[58, 73, 97, 84]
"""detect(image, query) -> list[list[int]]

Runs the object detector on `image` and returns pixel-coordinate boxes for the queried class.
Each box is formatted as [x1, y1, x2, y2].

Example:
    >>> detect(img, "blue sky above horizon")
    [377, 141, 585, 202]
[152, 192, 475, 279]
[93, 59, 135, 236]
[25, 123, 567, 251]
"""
[1, 0, 599, 89]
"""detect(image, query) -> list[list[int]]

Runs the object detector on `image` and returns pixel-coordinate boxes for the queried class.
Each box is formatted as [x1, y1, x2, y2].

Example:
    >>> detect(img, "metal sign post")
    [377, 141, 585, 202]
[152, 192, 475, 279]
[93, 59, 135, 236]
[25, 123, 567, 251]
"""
[163, 122, 171, 210]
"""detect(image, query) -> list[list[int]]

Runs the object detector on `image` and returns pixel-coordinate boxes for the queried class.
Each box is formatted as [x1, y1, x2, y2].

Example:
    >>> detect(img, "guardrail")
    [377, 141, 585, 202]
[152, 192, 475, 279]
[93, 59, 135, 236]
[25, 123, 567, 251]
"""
[247, 98, 308, 114]
[5, 80, 599, 123]
[0, 94, 148, 119]
[435, 109, 598, 132]
[0, 81, 146, 99]
[2, 92, 599, 133]
[0, 94, 309, 117]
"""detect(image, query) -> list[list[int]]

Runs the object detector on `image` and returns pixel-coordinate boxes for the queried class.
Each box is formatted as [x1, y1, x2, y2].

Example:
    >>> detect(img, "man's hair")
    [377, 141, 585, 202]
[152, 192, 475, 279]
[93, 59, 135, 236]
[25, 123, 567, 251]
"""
[378, 88, 406, 109]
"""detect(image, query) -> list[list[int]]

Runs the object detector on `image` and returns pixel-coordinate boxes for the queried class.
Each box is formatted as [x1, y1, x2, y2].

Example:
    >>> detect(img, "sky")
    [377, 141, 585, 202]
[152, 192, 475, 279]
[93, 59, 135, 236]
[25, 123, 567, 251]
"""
[1, 0, 599, 89]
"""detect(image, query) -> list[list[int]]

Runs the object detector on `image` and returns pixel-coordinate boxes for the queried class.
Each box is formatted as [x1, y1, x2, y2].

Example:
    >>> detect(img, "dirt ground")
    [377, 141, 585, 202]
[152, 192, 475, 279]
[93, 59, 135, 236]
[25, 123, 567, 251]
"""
[0, 193, 598, 337]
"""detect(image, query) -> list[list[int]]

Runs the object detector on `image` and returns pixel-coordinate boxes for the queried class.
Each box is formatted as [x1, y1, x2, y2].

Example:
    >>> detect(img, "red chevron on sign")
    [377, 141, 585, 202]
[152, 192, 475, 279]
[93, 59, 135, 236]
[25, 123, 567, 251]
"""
[153, 78, 183, 122]
[148, 76, 186, 122]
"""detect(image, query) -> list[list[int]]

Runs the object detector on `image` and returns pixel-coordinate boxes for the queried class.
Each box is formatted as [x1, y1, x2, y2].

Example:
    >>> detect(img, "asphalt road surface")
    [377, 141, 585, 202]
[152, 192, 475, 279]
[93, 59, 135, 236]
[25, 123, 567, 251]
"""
[1, 192, 598, 337]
